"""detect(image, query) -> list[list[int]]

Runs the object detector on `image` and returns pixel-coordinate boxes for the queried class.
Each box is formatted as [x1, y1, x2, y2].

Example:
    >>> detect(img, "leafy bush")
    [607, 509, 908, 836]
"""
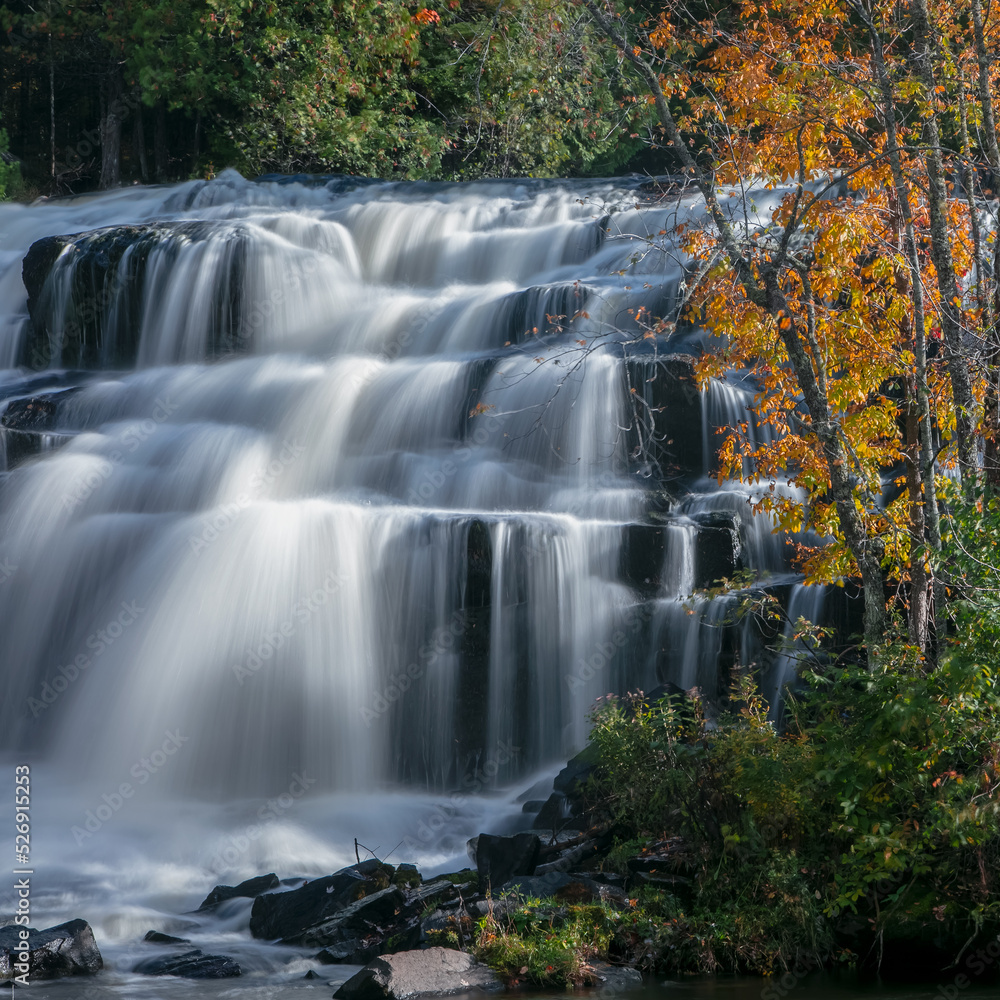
[473, 896, 618, 986]
[587, 638, 1000, 967]
[0, 127, 18, 200]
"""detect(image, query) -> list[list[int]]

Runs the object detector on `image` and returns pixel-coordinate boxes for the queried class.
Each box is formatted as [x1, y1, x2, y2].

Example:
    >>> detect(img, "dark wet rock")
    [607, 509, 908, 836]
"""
[292, 886, 419, 962]
[691, 509, 741, 532]
[0, 427, 73, 470]
[198, 872, 279, 910]
[553, 745, 599, 798]
[588, 963, 643, 989]
[624, 353, 702, 478]
[333, 946, 502, 1000]
[464, 896, 521, 920]
[303, 968, 321, 979]
[21, 234, 68, 316]
[620, 524, 665, 595]
[452, 520, 493, 771]
[623, 838, 693, 894]
[429, 869, 478, 894]
[0, 389, 80, 469]
[410, 876, 474, 907]
[488, 282, 598, 350]
[249, 859, 393, 941]
[532, 792, 585, 833]
[133, 948, 241, 979]
[143, 930, 190, 945]
[1, 389, 81, 431]
[21, 222, 249, 369]
[694, 513, 742, 588]
[535, 837, 599, 875]
[391, 864, 422, 890]
[589, 871, 628, 889]
[628, 870, 691, 890]
[0, 919, 103, 981]
[473, 833, 540, 891]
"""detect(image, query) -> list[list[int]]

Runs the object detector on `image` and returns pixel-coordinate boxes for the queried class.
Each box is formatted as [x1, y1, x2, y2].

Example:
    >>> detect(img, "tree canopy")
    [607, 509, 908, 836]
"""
[0, 0, 649, 188]
[582, 0, 1000, 661]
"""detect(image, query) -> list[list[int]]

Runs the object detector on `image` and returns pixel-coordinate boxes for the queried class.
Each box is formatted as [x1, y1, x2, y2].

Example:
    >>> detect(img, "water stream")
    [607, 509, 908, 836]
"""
[0, 171, 834, 993]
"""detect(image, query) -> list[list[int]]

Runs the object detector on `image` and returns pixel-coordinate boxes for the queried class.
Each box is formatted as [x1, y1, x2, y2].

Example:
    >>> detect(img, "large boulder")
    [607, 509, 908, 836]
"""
[133, 949, 241, 979]
[290, 885, 418, 961]
[620, 524, 665, 595]
[333, 947, 502, 1000]
[588, 963, 642, 990]
[624, 353, 703, 479]
[472, 833, 540, 891]
[692, 510, 742, 587]
[0, 919, 103, 981]
[143, 931, 190, 945]
[0, 389, 79, 470]
[249, 860, 392, 941]
[21, 222, 248, 369]
[198, 872, 279, 910]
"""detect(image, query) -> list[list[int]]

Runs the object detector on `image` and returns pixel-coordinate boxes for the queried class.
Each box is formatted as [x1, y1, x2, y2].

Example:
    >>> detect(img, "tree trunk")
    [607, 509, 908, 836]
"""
[581, 0, 891, 657]
[767, 277, 888, 658]
[154, 104, 168, 182]
[908, 0, 978, 476]
[904, 394, 930, 652]
[134, 101, 149, 184]
[48, 31, 56, 186]
[865, 5, 945, 655]
[971, 0, 1000, 495]
[99, 63, 124, 190]
[191, 111, 202, 175]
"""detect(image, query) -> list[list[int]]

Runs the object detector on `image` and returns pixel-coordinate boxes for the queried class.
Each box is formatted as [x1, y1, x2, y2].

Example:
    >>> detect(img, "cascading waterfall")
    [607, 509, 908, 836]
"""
[0, 171, 837, 981]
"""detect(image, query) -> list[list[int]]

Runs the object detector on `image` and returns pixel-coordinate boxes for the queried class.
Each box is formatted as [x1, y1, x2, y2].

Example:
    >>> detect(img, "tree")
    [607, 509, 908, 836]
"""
[0, 117, 18, 197]
[411, 0, 648, 178]
[578, 0, 992, 661]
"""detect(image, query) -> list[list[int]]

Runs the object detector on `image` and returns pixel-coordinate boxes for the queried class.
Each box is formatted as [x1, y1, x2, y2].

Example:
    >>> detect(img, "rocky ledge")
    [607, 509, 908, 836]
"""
[334, 947, 502, 1000]
[0, 919, 102, 982]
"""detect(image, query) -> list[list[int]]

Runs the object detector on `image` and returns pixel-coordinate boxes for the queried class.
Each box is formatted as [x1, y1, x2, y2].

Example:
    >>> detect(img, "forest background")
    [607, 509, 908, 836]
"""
[4, 0, 1000, 976]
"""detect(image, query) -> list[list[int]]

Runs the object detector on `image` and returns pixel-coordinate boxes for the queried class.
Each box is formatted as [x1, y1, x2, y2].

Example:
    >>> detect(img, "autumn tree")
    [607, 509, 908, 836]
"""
[580, 0, 993, 661]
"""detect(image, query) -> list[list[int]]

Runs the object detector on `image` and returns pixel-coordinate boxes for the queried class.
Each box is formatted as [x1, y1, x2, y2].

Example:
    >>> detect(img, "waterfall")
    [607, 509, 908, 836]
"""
[0, 173, 842, 935]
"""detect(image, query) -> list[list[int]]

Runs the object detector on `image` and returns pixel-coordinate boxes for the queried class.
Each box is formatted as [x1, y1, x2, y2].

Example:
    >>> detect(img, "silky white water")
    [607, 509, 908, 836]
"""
[0, 171, 827, 993]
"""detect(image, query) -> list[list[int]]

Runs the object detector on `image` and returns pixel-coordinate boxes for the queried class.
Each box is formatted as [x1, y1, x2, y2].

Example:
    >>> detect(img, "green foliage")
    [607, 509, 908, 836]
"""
[0, 126, 18, 199]
[0, 0, 646, 186]
[411, 0, 648, 178]
[471, 878, 828, 978]
[587, 628, 1000, 968]
[940, 481, 1000, 668]
[473, 895, 618, 986]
